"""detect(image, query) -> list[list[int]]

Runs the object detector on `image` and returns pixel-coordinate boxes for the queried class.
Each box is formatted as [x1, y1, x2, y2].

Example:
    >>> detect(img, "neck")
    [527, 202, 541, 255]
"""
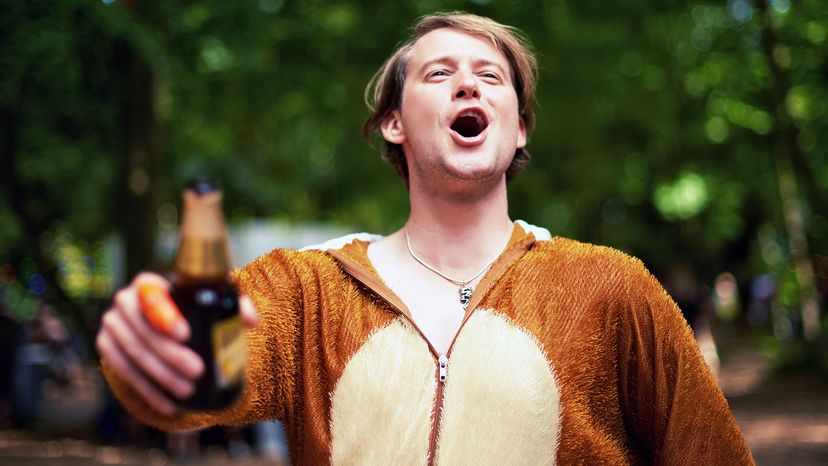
[403, 176, 513, 276]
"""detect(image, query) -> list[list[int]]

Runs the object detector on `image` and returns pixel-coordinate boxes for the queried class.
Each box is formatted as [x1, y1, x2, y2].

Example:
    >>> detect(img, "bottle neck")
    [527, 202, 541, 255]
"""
[174, 235, 231, 283]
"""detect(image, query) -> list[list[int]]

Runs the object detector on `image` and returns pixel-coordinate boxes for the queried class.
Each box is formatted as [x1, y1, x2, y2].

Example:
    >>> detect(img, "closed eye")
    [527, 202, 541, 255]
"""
[480, 72, 502, 82]
[427, 70, 450, 79]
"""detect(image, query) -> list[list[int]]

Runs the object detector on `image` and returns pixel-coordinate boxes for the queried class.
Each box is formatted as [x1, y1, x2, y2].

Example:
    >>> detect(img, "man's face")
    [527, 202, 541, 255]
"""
[381, 28, 526, 192]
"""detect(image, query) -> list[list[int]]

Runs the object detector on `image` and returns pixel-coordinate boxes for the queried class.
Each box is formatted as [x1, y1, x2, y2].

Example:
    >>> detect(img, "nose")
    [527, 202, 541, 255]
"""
[453, 71, 480, 100]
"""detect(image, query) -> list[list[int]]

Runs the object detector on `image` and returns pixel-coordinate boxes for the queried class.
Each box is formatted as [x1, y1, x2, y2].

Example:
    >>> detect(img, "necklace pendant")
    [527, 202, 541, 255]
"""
[459, 285, 473, 309]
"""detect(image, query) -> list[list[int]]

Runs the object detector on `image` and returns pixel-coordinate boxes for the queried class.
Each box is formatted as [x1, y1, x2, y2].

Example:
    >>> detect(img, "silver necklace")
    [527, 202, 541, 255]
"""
[404, 227, 500, 310]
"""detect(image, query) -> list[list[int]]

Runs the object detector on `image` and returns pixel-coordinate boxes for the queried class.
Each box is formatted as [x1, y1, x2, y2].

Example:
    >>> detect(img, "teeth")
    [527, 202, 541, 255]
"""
[459, 110, 484, 126]
[450, 109, 488, 138]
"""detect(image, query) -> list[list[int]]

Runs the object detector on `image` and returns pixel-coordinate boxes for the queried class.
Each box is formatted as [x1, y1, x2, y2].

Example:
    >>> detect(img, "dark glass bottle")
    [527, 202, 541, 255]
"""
[171, 179, 244, 410]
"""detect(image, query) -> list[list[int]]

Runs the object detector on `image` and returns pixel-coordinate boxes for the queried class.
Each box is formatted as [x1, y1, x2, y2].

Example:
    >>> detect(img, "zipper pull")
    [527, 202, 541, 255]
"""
[438, 355, 448, 383]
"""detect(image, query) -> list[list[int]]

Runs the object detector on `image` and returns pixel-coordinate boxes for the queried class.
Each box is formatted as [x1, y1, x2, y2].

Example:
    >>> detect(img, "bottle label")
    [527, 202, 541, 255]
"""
[211, 315, 245, 389]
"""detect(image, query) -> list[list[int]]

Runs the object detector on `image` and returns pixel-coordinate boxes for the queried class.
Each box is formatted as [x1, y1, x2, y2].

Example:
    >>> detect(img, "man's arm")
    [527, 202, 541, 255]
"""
[616, 259, 754, 465]
[98, 250, 303, 431]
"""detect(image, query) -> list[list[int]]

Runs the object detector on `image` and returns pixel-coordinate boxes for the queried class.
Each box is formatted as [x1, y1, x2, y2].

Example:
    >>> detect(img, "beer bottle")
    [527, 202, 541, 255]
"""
[171, 178, 244, 410]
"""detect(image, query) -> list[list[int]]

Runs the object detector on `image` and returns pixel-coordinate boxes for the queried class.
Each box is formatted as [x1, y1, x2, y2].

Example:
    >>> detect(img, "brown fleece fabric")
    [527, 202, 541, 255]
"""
[102, 224, 754, 465]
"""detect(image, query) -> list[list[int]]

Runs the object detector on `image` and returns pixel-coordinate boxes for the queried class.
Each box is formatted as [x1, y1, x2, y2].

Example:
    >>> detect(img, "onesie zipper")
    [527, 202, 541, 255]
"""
[428, 313, 487, 465]
[438, 355, 448, 382]
[427, 355, 448, 465]
[428, 316, 480, 465]
[327, 250, 461, 466]
[326, 230, 536, 466]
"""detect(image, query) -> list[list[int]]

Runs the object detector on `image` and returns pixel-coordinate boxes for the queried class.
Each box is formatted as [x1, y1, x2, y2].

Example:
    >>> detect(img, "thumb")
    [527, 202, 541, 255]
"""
[239, 295, 260, 329]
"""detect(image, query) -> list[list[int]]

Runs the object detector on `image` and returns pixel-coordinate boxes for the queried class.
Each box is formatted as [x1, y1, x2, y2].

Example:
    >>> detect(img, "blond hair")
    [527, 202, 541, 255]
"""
[363, 12, 538, 183]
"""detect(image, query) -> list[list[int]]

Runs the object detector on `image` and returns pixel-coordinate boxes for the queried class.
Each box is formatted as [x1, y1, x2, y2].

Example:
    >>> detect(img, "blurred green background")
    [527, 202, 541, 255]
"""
[1, 0, 826, 368]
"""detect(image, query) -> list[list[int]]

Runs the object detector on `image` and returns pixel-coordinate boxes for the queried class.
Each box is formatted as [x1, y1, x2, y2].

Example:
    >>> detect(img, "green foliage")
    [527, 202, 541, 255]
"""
[1, 282, 40, 322]
[1, 0, 825, 343]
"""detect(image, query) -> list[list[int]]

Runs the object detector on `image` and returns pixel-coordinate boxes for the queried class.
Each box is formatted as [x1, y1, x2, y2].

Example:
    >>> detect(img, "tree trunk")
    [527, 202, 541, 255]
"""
[754, 0, 821, 342]
[116, 40, 161, 281]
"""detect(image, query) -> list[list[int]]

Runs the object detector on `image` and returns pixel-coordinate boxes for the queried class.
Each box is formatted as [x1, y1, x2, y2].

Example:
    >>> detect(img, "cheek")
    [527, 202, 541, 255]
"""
[401, 101, 439, 134]
[400, 86, 426, 113]
[506, 99, 524, 134]
[490, 90, 520, 120]
[497, 106, 522, 135]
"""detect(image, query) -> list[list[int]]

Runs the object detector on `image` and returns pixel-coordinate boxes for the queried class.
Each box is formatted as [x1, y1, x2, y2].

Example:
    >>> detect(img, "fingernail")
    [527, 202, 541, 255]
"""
[172, 321, 190, 341]
[180, 382, 194, 398]
[189, 356, 204, 377]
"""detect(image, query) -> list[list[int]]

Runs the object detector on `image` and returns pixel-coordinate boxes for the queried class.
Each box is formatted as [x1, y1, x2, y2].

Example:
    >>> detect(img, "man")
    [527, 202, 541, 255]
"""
[97, 12, 754, 465]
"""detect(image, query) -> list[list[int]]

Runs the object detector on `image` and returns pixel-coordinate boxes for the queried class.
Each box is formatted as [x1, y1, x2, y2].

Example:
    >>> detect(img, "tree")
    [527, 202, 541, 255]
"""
[1, 0, 824, 356]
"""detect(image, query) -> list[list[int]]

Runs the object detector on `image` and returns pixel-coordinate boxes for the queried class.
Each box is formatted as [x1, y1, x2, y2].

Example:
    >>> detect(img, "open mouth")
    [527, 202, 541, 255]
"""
[450, 109, 489, 138]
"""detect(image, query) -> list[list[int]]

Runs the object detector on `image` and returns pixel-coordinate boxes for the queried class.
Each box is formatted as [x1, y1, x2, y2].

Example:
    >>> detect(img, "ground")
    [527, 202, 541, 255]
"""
[719, 346, 828, 465]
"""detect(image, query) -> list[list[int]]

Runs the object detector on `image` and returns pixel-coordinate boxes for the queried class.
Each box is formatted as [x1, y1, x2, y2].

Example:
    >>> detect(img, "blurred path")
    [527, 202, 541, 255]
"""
[0, 345, 825, 465]
[0, 366, 285, 465]
[0, 429, 285, 466]
[722, 347, 828, 465]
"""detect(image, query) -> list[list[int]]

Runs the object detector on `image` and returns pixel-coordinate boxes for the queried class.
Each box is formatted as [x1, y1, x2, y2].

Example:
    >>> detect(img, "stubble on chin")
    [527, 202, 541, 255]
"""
[412, 159, 506, 202]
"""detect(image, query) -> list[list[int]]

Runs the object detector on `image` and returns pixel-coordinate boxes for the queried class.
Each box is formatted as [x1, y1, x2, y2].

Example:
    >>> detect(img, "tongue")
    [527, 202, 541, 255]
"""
[451, 115, 482, 137]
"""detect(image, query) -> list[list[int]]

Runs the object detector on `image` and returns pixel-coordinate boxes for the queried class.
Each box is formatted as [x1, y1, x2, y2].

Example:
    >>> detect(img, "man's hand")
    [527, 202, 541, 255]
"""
[96, 272, 259, 415]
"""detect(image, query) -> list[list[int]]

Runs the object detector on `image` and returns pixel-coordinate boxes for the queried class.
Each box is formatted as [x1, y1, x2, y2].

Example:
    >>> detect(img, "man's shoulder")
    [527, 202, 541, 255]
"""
[528, 236, 644, 272]
[235, 232, 379, 280]
[523, 235, 659, 297]
[298, 232, 384, 252]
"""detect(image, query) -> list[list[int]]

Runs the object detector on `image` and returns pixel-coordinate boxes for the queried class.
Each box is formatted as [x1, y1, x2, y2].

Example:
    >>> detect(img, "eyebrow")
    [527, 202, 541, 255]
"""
[417, 56, 509, 77]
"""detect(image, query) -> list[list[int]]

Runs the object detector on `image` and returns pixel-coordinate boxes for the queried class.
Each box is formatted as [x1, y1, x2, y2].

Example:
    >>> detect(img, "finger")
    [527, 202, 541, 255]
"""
[102, 311, 195, 400]
[132, 271, 172, 289]
[97, 330, 177, 415]
[239, 295, 259, 329]
[114, 289, 204, 380]
[134, 275, 188, 341]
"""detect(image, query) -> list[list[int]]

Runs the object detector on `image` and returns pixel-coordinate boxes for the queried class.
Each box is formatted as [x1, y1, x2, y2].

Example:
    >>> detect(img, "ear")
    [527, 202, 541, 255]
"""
[516, 117, 527, 149]
[380, 110, 406, 145]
